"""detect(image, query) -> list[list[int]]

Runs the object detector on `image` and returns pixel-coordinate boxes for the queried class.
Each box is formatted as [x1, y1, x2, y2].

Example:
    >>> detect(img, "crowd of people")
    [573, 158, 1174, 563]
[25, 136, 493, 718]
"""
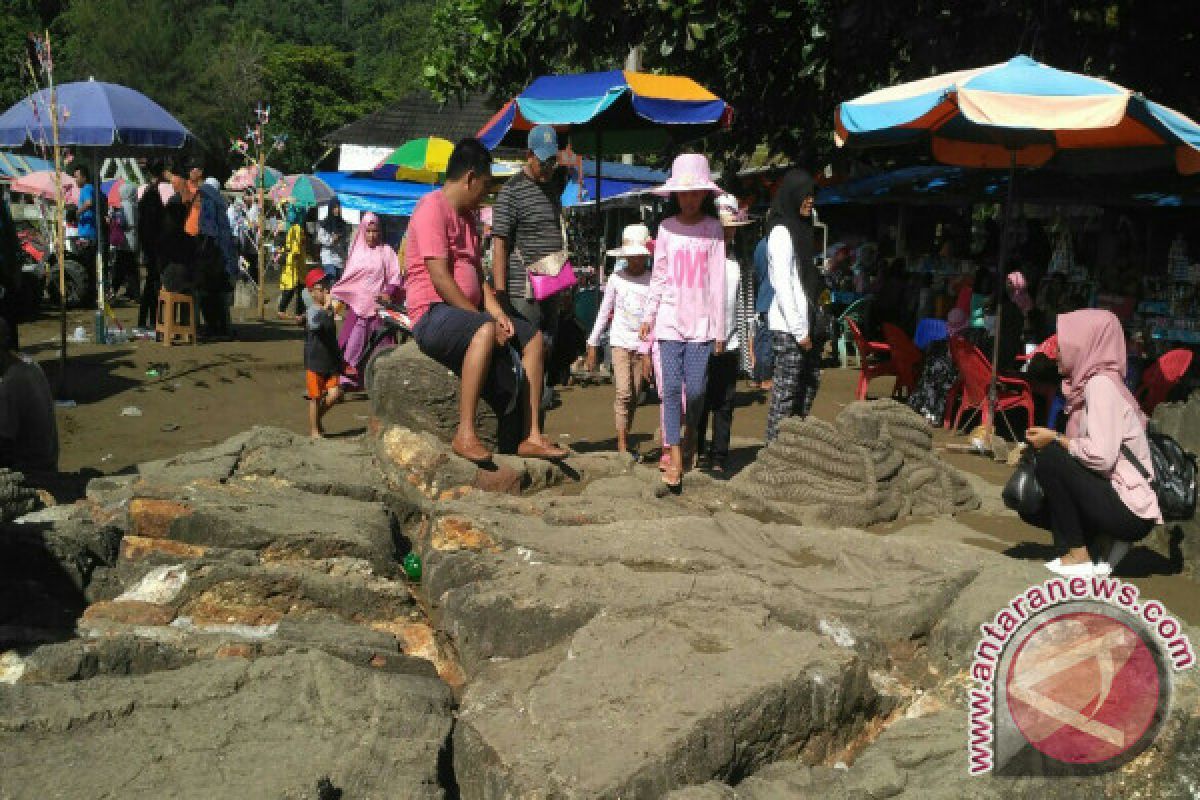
[0, 131, 1175, 577]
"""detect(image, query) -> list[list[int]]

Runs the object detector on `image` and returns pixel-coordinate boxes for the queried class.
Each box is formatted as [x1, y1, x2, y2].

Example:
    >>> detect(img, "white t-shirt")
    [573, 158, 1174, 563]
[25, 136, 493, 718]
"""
[587, 267, 652, 351]
[767, 226, 809, 341]
[722, 257, 742, 351]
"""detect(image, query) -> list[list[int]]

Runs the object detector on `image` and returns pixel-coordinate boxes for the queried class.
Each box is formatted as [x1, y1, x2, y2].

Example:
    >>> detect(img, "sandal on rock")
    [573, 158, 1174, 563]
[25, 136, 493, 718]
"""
[662, 464, 682, 494]
[517, 440, 568, 460]
[452, 436, 492, 464]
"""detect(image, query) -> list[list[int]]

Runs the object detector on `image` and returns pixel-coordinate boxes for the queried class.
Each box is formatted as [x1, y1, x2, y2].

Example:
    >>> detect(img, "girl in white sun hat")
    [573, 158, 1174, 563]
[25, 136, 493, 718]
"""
[638, 152, 727, 493]
[586, 223, 654, 461]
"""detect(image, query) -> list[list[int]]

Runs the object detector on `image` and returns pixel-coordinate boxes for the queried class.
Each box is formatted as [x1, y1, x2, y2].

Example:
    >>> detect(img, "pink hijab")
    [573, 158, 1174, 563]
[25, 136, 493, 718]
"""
[331, 213, 402, 318]
[946, 307, 968, 338]
[1058, 309, 1143, 437]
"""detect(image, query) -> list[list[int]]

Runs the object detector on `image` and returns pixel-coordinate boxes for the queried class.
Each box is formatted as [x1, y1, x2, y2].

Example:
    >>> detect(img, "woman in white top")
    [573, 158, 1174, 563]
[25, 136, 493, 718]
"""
[585, 224, 653, 459]
[765, 170, 821, 443]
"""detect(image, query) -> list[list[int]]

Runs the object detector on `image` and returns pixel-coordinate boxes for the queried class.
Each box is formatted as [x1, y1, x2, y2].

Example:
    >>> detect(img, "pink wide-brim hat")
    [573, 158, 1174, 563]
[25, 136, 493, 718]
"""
[651, 153, 721, 196]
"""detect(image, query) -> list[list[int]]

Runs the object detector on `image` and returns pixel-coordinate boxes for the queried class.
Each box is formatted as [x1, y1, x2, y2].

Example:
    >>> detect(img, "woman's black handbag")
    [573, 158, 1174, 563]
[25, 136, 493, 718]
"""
[1003, 449, 1044, 517]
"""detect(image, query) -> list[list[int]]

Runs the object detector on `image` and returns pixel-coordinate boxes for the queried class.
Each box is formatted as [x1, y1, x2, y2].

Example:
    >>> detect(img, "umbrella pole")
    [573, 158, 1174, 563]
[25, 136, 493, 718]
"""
[987, 151, 1018, 434]
[257, 146, 266, 321]
[595, 131, 604, 274]
[48, 70, 68, 397]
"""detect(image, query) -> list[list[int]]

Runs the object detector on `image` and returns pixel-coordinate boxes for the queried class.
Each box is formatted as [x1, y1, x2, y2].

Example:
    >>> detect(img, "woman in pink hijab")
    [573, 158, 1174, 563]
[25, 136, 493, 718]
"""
[1022, 309, 1160, 576]
[331, 213, 403, 389]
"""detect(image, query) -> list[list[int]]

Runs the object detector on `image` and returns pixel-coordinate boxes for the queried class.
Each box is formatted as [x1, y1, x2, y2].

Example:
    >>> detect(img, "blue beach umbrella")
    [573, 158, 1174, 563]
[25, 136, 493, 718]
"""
[0, 79, 191, 375]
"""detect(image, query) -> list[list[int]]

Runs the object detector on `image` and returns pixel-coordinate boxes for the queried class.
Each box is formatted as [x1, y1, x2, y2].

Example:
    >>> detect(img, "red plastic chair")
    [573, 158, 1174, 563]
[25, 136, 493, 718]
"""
[847, 319, 894, 400]
[1136, 348, 1193, 414]
[944, 336, 1035, 431]
[881, 323, 923, 399]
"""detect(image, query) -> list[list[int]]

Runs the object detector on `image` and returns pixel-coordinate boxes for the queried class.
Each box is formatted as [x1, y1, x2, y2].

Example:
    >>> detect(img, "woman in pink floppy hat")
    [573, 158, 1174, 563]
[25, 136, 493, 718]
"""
[638, 153, 727, 493]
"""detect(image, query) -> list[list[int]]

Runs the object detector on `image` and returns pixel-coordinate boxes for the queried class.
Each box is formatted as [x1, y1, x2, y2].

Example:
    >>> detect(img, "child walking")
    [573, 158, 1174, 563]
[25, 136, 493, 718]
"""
[585, 224, 654, 460]
[639, 154, 726, 493]
[696, 195, 751, 473]
[303, 268, 343, 437]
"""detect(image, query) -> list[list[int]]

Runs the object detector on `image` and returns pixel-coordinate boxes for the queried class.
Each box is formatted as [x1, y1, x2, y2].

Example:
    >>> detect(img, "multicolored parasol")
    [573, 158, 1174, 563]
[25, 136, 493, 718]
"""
[269, 174, 336, 208]
[226, 164, 283, 191]
[372, 137, 455, 183]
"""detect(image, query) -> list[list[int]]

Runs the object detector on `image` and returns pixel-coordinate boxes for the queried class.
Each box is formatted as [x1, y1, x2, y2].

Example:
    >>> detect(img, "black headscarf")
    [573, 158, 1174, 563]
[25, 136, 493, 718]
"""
[767, 169, 821, 305]
[320, 199, 347, 237]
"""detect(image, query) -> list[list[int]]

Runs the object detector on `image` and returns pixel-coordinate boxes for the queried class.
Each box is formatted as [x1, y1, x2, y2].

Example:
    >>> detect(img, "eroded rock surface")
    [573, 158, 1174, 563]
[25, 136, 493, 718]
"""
[733, 400, 980, 527]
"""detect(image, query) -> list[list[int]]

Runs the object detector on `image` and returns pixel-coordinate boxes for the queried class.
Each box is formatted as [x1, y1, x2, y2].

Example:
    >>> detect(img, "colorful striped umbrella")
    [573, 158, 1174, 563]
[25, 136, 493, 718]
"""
[269, 174, 336, 208]
[373, 137, 454, 183]
[477, 70, 732, 156]
[835, 55, 1200, 428]
[226, 164, 283, 191]
[835, 55, 1200, 174]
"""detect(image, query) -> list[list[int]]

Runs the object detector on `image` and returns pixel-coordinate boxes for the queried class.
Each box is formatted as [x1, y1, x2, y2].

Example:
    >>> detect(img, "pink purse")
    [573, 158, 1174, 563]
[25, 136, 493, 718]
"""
[529, 259, 577, 301]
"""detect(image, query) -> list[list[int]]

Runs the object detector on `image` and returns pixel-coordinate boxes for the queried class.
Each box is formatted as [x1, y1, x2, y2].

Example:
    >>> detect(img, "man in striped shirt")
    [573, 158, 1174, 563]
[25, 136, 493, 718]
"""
[490, 125, 566, 407]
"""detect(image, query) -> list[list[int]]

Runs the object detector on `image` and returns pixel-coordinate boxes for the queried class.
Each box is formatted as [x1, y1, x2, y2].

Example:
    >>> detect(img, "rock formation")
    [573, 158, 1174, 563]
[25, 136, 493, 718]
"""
[733, 399, 979, 526]
[0, 468, 42, 523]
[1, 399, 1197, 798]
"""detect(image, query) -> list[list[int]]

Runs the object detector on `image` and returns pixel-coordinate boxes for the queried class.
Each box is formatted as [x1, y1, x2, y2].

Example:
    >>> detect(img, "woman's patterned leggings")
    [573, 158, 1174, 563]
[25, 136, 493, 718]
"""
[657, 339, 714, 446]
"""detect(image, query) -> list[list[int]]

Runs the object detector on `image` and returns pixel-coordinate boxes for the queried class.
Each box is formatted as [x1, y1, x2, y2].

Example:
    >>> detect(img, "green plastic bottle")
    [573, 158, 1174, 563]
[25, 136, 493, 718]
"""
[402, 552, 422, 582]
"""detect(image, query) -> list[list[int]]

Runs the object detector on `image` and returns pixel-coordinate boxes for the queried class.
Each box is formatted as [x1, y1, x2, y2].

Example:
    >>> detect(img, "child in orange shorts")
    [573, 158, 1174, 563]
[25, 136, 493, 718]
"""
[303, 268, 343, 437]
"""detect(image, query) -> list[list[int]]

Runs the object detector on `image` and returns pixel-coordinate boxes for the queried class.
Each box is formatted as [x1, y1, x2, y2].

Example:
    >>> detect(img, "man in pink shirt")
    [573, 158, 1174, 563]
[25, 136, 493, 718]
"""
[407, 138, 566, 464]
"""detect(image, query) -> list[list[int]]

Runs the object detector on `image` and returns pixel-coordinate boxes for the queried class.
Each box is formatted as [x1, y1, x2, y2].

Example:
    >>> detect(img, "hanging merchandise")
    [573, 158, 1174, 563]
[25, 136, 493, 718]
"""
[1048, 227, 1074, 276]
[1167, 232, 1191, 282]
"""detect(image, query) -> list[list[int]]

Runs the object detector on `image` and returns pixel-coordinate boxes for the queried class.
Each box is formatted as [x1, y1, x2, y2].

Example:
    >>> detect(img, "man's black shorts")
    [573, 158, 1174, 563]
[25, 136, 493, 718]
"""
[412, 303, 536, 411]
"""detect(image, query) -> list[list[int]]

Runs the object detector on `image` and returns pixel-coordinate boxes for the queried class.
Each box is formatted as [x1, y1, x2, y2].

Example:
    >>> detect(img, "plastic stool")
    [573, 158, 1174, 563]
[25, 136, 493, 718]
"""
[155, 290, 197, 346]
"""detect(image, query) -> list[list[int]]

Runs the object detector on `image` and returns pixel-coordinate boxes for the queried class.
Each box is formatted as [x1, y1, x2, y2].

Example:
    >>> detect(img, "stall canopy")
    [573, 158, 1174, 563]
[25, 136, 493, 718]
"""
[0, 153, 53, 180]
[315, 171, 434, 217]
[478, 70, 732, 155]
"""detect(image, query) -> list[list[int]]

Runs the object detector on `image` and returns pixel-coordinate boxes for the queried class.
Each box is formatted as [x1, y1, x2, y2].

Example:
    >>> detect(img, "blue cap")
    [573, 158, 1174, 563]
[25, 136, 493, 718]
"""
[528, 125, 559, 161]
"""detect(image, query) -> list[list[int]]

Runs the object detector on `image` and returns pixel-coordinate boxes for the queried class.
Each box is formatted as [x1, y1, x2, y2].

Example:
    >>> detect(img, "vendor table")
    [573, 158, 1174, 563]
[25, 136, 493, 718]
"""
[913, 317, 948, 350]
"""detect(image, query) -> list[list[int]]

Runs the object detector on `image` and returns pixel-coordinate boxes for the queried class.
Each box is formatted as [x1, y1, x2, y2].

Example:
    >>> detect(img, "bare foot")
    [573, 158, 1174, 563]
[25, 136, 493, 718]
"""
[452, 432, 492, 464]
[310, 430, 324, 439]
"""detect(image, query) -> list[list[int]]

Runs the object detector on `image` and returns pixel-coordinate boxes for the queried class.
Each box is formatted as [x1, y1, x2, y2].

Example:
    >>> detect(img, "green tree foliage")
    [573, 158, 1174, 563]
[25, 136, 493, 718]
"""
[4, 0, 435, 174]
[261, 44, 371, 172]
[420, 0, 1200, 169]
[0, 1, 46, 110]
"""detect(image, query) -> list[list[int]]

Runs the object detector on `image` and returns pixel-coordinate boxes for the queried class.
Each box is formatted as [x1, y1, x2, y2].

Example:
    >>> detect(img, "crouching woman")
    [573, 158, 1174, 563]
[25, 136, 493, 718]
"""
[1022, 309, 1160, 576]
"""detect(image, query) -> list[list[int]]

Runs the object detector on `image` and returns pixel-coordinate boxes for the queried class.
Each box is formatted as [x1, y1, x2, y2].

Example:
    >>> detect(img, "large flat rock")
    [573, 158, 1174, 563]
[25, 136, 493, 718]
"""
[0, 650, 454, 799]
[454, 604, 888, 799]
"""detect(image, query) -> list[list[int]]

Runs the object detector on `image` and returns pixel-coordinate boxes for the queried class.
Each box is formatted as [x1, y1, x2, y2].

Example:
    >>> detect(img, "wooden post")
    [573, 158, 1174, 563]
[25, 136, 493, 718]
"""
[256, 125, 266, 320]
[46, 30, 68, 396]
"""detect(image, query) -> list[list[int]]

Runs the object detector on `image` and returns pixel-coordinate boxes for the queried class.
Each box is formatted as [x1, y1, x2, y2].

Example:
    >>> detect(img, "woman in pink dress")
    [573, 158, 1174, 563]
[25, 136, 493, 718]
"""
[331, 213, 403, 389]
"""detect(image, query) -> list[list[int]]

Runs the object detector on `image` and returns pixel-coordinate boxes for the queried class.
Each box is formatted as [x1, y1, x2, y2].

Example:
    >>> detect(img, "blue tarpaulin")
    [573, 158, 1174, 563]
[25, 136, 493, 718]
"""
[315, 171, 434, 217]
[562, 158, 666, 207]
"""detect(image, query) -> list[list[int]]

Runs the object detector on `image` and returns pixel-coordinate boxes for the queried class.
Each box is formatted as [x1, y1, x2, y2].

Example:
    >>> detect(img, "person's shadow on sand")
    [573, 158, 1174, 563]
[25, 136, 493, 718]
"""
[1004, 525, 1185, 578]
